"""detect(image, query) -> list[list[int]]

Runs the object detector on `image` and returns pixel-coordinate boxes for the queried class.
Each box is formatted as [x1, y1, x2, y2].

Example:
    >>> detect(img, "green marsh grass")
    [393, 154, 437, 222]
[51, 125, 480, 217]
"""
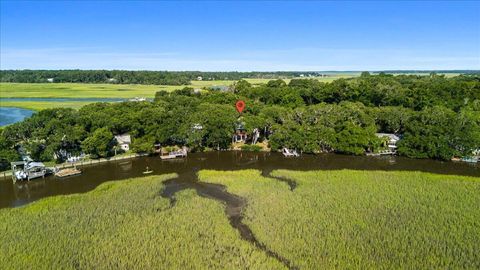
[0, 173, 284, 269]
[199, 169, 480, 269]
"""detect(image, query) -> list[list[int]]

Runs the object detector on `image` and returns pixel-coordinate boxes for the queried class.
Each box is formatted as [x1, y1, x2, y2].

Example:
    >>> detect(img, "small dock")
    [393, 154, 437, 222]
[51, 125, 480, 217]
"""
[367, 150, 396, 156]
[160, 148, 187, 160]
[55, 168, 82, 178]
[282, 148, 299, 157]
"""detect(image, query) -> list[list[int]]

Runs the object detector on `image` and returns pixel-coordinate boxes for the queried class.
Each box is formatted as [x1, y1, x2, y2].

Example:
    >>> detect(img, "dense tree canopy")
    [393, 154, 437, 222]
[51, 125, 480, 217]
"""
[1, 74, 479, 168]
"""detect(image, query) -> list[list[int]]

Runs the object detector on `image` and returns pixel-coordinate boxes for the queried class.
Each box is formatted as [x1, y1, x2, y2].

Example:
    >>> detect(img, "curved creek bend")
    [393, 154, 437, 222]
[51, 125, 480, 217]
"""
[1, 152, 478, 268]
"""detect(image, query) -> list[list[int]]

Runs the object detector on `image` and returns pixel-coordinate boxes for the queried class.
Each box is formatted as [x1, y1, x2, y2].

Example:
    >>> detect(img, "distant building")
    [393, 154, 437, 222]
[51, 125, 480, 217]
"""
[107, 78, 117, 83]
[115, 134, 132, 151]
[375, 133, 400, 152]
[47, 78, 54, 83]
[197, 76, 203, 81]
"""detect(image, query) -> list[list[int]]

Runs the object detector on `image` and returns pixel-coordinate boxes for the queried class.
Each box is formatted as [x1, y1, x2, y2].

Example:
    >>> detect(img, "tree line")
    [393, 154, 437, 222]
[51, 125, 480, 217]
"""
[0, 70, 323, 85]
[1, 73, 479, 170]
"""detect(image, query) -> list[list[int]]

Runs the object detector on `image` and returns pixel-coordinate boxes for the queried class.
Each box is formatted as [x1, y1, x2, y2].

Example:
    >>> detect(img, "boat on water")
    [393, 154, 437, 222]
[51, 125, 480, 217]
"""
[282, 148, 299, 157]
[143, 166, 153, 174]
[11, 161, 48, 181]
[461, 156, 479, 163]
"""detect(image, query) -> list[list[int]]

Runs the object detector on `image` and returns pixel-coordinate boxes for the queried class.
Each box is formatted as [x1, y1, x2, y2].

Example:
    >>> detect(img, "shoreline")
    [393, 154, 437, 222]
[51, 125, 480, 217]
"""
[1, 153, 149, 181]
[2, 150, 479, 182]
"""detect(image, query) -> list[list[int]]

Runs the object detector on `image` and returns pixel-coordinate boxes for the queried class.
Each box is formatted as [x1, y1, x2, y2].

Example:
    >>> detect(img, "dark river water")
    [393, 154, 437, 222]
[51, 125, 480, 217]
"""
[1, 152, 479, 209]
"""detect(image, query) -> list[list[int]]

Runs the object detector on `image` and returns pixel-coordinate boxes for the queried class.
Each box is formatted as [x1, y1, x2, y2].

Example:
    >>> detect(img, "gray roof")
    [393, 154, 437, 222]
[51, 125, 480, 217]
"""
[115, 134, 131, 144]
[25, 162, 45, 169]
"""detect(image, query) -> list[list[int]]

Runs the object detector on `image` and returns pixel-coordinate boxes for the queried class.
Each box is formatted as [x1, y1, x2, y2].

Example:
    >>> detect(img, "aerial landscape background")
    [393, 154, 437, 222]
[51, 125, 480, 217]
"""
[0, 1, 479, 269]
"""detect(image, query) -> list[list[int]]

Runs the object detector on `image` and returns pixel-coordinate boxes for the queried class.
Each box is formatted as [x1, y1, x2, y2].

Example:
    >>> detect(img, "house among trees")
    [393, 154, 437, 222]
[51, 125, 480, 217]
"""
[375, 133, 401, 152]
[197, 76, 203, 81]
[46, 78, 54, 82]
[232, 123, 248, 143]
[115, 134, 132, 151]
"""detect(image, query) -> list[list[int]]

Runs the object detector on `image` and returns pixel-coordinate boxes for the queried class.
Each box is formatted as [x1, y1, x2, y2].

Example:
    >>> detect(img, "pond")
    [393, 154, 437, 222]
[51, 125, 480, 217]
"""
[0, 107, 34, 126]
[1, 152, 478, 208]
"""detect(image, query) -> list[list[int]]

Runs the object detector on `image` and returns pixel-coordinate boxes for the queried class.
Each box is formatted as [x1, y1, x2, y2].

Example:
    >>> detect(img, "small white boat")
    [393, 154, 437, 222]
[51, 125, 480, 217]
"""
[462, 156, 479, 163]
[143, 166, 153, 174]
[14, 170, 28, 180]
[282, 148, 299, 157]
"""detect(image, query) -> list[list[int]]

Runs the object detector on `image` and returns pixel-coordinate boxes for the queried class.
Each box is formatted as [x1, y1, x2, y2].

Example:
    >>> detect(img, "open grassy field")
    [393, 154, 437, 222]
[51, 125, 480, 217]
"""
[199, 169, 480, 269]
[0, 173, 283, 269]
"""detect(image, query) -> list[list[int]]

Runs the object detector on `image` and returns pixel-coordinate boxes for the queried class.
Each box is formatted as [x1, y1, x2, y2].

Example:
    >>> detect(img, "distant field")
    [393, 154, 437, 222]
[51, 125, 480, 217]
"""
[0, 75, 354, 110]
[1, 72, 460, 111]
[0, 83, 177, 99]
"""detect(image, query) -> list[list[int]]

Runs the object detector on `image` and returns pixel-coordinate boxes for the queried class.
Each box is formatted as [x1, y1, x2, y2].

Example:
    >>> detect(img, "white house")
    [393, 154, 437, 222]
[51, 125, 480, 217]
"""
[375, 133, 400, 151]
[47, 78, 54, 82]
[197, 76, 203, 81]
[115, 134, 132, 151]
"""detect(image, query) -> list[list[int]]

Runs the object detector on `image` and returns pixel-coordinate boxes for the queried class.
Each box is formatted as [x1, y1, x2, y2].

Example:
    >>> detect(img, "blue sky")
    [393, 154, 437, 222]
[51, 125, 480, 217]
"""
[1, 1, 479, 71]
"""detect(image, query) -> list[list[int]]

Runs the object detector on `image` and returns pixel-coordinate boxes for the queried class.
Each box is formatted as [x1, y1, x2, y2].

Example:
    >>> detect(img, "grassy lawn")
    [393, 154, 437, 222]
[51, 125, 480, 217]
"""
[199, 169, 480, 269]
[0, 173, 283, 269]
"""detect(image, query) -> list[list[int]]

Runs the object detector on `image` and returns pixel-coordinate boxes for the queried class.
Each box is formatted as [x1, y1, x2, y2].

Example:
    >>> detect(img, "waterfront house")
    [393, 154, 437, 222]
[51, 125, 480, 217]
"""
[232, 123, 248, 143]
[115, 134, 132, 151]
[375, 133, 400, 152]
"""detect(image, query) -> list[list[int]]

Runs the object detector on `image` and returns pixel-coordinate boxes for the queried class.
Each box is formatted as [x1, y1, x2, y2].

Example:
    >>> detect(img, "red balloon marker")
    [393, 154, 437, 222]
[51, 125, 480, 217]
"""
[236, 100, 245, 113]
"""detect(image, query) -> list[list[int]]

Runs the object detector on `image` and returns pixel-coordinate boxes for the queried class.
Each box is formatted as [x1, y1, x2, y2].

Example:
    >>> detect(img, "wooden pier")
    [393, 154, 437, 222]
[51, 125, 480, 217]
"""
[55, 168, 82, 178]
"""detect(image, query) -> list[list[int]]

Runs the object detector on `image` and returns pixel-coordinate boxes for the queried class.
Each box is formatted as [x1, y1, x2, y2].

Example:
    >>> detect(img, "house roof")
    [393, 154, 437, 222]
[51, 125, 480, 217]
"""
[26, 162, 45, 169]
[115, 134, 131, 144]
[375, 133, 400, 141]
